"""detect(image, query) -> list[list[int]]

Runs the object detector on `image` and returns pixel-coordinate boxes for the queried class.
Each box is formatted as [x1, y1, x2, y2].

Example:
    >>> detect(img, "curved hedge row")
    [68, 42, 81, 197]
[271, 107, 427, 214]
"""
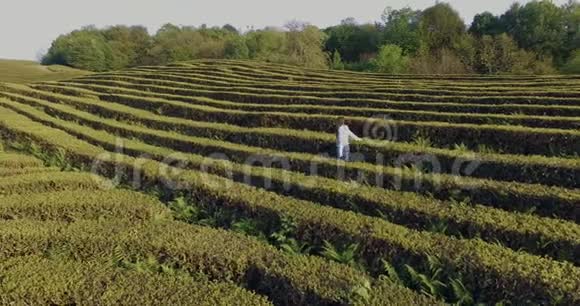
[0, 172, 107, 196]
[87, 70, 580, 101]
[37, 82, 580, 118]
[0, 104, 578, 304]
[0, 219, 436, 305]
[147, 64, 580, 99]
[35, 80, 580, 156]
[0, 189, 170, 222]
[4, 98, 578, 262]
[0, 255, 272, 306]
[0, 153, 44, 168]
[4, 88, 579, 190]
[4, 95, 577, 225]
[0, 167, 58, 177]
[142, 61, 580, 87]
[115, 65, 580, 95]
[66, 75, 580, 130]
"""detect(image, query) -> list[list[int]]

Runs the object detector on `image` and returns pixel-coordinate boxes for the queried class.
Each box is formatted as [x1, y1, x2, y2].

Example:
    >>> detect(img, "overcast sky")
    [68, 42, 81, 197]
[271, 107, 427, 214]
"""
[0, 0, 570, 60]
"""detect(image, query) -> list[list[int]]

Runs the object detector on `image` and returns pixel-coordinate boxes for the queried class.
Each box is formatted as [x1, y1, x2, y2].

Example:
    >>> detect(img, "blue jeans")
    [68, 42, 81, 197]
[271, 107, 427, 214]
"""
[337, 144, 350, 161]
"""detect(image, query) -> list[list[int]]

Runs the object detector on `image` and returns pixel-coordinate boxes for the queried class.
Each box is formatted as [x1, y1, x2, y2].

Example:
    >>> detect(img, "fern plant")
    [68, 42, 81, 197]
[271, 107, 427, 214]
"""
[231, 218, 267, 241]
[269, 217, 312, 255]
[453, 143, 470, 153]
[321, 241, 365, 271]
[449, 277, 474, 305]
[404, 255, 447, 299]
[168, 196, 200, 223]
[280, 238, 313, 255]
[428, 220, 449, 235]
[380, 259, 403, 285]
[412, 134, 433, 148]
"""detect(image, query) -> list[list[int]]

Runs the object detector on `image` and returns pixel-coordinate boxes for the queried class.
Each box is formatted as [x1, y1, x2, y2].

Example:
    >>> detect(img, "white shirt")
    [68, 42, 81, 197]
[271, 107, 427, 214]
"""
[337, 124, 361, 146]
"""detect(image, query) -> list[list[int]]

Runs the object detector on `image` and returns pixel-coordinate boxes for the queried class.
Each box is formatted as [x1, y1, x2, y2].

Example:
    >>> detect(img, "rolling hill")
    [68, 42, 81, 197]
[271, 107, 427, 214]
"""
[0, 60, 578, 305]
[0, 59, 90, 84]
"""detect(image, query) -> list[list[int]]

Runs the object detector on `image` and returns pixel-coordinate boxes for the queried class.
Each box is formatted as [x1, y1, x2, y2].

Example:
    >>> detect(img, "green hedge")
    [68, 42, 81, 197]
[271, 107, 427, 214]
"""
[4, 95, 577, 226]
[5, 98, 578, 262]
[35, 80, 580, 157]
[0, 104, 578, 304]
[89, 71, 580, 101]
[0, 255, 272, 306]
[0, 189, 170, 222]
[0, 167, 58, 177]
[119, 63, 580, 92]
[142, 60, 580, 85]
[147, 62, 580, 97]
[84, 68, 580, 97]
[4, 87, 579, 190]
[0, 171, 107, 196]
[0, 152, 44, 168]
[0, 219, 435, 305]
[67, 75, 580, 130]
[43, 81, 580, 118]
[198, 59, 580, 84]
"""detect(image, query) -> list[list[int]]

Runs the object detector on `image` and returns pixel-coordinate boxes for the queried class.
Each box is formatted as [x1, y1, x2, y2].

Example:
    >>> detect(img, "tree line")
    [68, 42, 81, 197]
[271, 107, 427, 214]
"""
[42, 0, 580, 74]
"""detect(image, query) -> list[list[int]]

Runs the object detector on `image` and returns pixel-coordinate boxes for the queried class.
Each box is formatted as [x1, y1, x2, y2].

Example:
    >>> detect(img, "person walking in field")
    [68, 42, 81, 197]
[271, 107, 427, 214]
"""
[336, 117, 361, 161]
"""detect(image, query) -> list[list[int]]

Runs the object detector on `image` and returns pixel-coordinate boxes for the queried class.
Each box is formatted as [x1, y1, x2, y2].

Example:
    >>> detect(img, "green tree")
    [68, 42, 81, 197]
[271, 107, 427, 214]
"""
[419, 3, 466, 52]
[324, 19, 382, 62]
[331, 51, 345, 70]
[562, 49, 580, 73]
[371, 44, 408, 73]
[563, 0, 580, 60]
[284, 22, 329, 68]
[224, 36, 249, 59]
[472, 33, 556, 74]
[453, 34, 477, 70]
[501, 0, 567, 63]
[469, 12, 504, 36]
[146, 24, 198, 64]
[409, 48, 471, 74]
[102, 25, 150, 69]
[477, 35, 497, 74]
[381, 7, 422, 54]
[245, 28, 287, 60]
[222, 24, 239, 34]
[42, 27, 113, 71]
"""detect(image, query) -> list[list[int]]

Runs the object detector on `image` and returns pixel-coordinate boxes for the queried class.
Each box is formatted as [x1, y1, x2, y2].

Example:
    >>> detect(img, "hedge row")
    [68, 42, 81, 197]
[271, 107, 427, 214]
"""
[72, 74, 580, 130]
[0, 172, 107, 196]
[0, 106, 577, 304]
[154, 61, 580, 92]
[44, 80, 580, 157]
[70, 74, 580, 106]
[0, 218, 435, 305]
[196, 59, 580, 82]
[43, 81, 580, 118]
[4, 96, 577, 225]
[87, 68, 580, 98]
[0, 152, 44, 168]
[0, 189, 170, 222]
[0, 167, 58, 177]
[109, 68, 580, 99]
[5, 87, 579, 189]
[10, 99, 578, 262]
[0, 255, 272, 306]
[149, 60, 577, 84]
[146, 61, 580, 86]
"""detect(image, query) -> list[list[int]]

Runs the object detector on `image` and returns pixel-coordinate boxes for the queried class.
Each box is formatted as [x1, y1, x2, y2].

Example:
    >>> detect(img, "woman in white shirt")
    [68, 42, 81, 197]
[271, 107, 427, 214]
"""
[336, 117, 361, 161]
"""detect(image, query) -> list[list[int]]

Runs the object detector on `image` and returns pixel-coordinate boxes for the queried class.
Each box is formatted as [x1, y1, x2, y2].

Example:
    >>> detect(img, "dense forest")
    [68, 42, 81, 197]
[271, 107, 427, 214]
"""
[42, 0, 580, 74]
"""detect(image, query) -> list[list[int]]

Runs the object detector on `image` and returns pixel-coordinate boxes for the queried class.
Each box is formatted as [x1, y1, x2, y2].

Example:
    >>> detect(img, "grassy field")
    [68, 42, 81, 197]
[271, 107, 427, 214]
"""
[0, 60, 578, 305]
[0, 59, 89, 83]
